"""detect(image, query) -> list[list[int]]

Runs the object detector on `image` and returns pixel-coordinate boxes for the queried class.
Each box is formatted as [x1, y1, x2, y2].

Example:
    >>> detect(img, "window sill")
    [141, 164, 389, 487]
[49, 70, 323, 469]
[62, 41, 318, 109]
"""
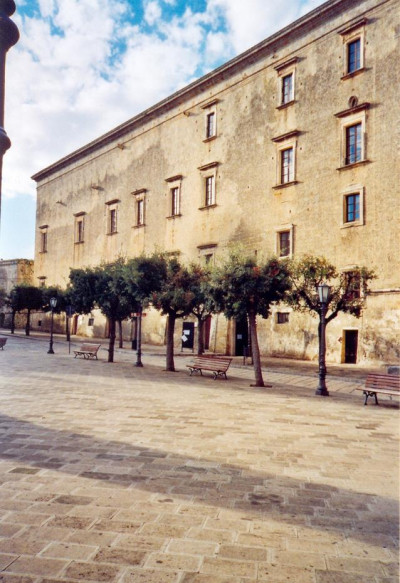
[133, 224, 145, 229]
[203, 135, 217, 143]
[272, 180, 298, 190]
[341, 67, 365, 80]
[166, 214, 182, 220]
[341, 221, 364, 229]
[107, 231, 118, 236]
[337, 159, 370, 171]
[39, 251, 47, 254]
[276, 100, 295, 110]
[74, 241, 84, 245]
[199, 204, 217, 210]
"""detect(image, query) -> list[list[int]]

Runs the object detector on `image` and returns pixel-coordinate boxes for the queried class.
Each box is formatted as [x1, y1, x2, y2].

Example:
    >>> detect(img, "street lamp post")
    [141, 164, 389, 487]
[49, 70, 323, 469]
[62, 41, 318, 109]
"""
[315, 283, 330, 396]
[0, 0, 19, 227]
[47, 297, 57, 354]
[135, 305, 143, 367]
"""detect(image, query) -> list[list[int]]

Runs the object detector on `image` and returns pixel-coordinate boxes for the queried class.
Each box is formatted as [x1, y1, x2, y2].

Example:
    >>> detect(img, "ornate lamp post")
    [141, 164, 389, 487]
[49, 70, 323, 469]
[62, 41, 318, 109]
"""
[315, 283, 330, 396]
[48, 297, 57, 354]
[0, 0, 19, 225]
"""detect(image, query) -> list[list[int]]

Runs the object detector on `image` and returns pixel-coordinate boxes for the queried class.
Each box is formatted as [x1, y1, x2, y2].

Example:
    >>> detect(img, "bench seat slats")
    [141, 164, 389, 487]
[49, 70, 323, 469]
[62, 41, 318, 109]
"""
[74, 343, 101, 360]
[187, 355, 232, 380]
[357, 372, 400, 405]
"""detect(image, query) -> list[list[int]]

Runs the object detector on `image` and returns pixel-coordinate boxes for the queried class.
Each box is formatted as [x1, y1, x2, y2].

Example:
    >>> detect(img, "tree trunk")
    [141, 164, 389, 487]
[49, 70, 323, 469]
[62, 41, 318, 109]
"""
[10, 310, 15, 333]
[165, 313, 176, 371]
[197, 317, 205, 355]
[108, 317, 116, 363]
[118, 320, 123, 348]
[248, 309, 265, 387]
[25, 309, 31, 336]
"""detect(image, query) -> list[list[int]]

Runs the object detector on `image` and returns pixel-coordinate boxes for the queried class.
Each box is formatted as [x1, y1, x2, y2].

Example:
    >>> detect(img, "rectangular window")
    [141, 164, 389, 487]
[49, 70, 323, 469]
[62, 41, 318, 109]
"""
[345, 271, 361, 300]
[137, 199, 144, 226]
[281, 73, 293, 105]
[109, 208, 117, 233]
[171, 187, 180, 216]
[205, 176, 215, 206]
[345, 123, 362, 165]
[279, 231, 291, 257]
[206, 112, 215, 139]
[347, 38, 361, 73]
[277, 312, 289, 324]
[41, 231, 47, 253]
[76, 218, 84, 243]
[345, 193, 360, 223]
[281, 147, 294, 184]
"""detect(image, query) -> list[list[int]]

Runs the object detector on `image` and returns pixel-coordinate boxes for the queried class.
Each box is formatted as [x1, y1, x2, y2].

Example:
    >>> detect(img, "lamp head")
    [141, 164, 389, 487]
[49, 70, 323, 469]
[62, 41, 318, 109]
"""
[50, 297, 57, 309]
[317, 283, 330, 304]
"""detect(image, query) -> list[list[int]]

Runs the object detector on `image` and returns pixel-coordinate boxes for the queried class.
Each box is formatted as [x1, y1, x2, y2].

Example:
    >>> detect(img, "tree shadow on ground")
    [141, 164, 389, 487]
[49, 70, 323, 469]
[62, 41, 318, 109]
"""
[0, 411, 398, 551]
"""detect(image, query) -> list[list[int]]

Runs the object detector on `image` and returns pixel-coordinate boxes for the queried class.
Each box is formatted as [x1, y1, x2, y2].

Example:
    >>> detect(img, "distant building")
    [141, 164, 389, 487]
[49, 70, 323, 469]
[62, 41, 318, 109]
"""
[0, 259, 33, 327]
[32, 0, 400, 365]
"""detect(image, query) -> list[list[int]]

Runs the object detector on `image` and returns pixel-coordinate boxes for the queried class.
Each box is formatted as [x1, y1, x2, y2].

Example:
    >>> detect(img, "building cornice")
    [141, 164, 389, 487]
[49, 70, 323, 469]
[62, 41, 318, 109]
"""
[31, 0, 380, 183]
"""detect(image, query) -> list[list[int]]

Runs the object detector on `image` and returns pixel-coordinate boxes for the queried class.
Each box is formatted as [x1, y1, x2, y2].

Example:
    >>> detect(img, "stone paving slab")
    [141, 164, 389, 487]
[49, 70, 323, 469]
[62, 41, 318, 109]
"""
[0, 335, 398, 583]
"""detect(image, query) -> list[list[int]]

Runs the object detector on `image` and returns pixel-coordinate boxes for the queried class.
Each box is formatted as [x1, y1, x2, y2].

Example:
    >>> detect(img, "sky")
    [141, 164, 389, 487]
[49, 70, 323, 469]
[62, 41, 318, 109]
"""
[0, 0, 325, 260]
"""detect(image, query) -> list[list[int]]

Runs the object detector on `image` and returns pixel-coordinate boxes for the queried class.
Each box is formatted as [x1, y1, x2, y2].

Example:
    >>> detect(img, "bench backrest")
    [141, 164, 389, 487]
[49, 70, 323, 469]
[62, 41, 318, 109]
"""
[192, 356, 232, 370]
[80, 343, 101, 352]
[365, 373, 400, 390]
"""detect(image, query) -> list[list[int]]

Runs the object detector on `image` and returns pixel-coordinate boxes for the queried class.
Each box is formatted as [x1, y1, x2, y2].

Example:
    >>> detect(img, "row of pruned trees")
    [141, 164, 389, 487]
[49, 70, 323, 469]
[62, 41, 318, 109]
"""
[0, 284, 70, 337]
[1, 251, 375, 387]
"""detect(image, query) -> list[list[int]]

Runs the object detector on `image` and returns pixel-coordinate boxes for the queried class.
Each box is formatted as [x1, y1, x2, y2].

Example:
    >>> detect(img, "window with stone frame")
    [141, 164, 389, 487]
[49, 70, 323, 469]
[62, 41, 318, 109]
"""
[39, 225, 48, 253]
[344, 270, 362, 300]
[74, 212, 85, 243]
[339, 18, 367, 79]
[136, 198, 145, 226]
[171, 186, 180, 216]
[206, 112, 216, 139]
[274, 57, 297, 108]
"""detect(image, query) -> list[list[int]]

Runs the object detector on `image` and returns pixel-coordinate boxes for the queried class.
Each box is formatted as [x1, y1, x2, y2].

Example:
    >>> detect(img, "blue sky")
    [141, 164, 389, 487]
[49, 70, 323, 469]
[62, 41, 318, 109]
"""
[0, 0, 324, 261]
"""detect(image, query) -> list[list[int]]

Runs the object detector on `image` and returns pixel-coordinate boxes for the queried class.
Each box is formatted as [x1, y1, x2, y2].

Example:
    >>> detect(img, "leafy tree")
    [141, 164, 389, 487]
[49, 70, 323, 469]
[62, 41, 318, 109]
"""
[151, 256, 194, 372]
[124, 253, 167, 364]
[69, 259, 133, 363]
[7, 284, 43, 336]
[286, 255, 376, 325]
[211, 251, 291, 387]
[42, 286, 71, 340]
[187, 262, 218, 355]
[0, 288, 6, 310]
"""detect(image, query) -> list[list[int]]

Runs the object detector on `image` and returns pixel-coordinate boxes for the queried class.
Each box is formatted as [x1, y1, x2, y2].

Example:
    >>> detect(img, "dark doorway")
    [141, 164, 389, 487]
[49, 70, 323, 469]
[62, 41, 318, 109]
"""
[344, 330, 358, 363]
[182, 322, 194, 351]
[235, 317, 249, 357]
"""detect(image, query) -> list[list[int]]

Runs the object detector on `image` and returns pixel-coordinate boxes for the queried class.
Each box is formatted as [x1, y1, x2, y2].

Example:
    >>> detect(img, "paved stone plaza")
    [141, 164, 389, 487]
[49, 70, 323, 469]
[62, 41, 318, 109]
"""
[0, 334, 398, 583]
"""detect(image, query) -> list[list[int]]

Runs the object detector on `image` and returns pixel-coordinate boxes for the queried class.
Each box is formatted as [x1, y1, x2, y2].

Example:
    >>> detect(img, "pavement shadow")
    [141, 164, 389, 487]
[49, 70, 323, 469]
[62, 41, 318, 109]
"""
[0, 411, 398, 550]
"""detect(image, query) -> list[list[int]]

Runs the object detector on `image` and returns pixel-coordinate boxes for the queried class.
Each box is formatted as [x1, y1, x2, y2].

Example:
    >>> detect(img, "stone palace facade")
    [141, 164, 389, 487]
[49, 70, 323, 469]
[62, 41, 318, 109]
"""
[32, 0, 400, 365]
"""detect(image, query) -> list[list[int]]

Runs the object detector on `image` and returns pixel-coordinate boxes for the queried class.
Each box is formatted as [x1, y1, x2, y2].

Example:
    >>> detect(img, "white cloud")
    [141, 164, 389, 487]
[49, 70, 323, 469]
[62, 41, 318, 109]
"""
[144, 1, 162, 26]
[3, 0, 325, 203]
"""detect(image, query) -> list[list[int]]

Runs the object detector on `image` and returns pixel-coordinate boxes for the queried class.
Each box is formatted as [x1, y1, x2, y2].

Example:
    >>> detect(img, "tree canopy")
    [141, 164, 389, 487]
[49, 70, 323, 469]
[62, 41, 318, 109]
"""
[286, 255, 375, 324]
[211, 251, 291, 387]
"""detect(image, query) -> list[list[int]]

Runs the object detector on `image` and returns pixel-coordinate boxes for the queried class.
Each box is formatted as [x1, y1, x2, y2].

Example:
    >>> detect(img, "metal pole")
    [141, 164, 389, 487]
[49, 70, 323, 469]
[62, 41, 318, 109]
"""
[0, 1, 19, 227]
[315, 302, 329, 396]
[48, 308, 55, 354]
[135, 305, 143, 367]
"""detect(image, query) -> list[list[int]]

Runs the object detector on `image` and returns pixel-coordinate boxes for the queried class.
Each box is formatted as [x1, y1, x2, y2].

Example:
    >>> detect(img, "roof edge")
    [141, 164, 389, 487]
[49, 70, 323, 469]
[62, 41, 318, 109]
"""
[32, 0, 371, 183]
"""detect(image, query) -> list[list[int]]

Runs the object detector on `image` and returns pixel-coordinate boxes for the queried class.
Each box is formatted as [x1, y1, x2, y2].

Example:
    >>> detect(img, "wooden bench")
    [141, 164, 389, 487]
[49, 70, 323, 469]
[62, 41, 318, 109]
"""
[74, 343, 101, 360]
[186, 355, 232, 380]
[0, 338, 6, 350]
[357, 373, 400, 405]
